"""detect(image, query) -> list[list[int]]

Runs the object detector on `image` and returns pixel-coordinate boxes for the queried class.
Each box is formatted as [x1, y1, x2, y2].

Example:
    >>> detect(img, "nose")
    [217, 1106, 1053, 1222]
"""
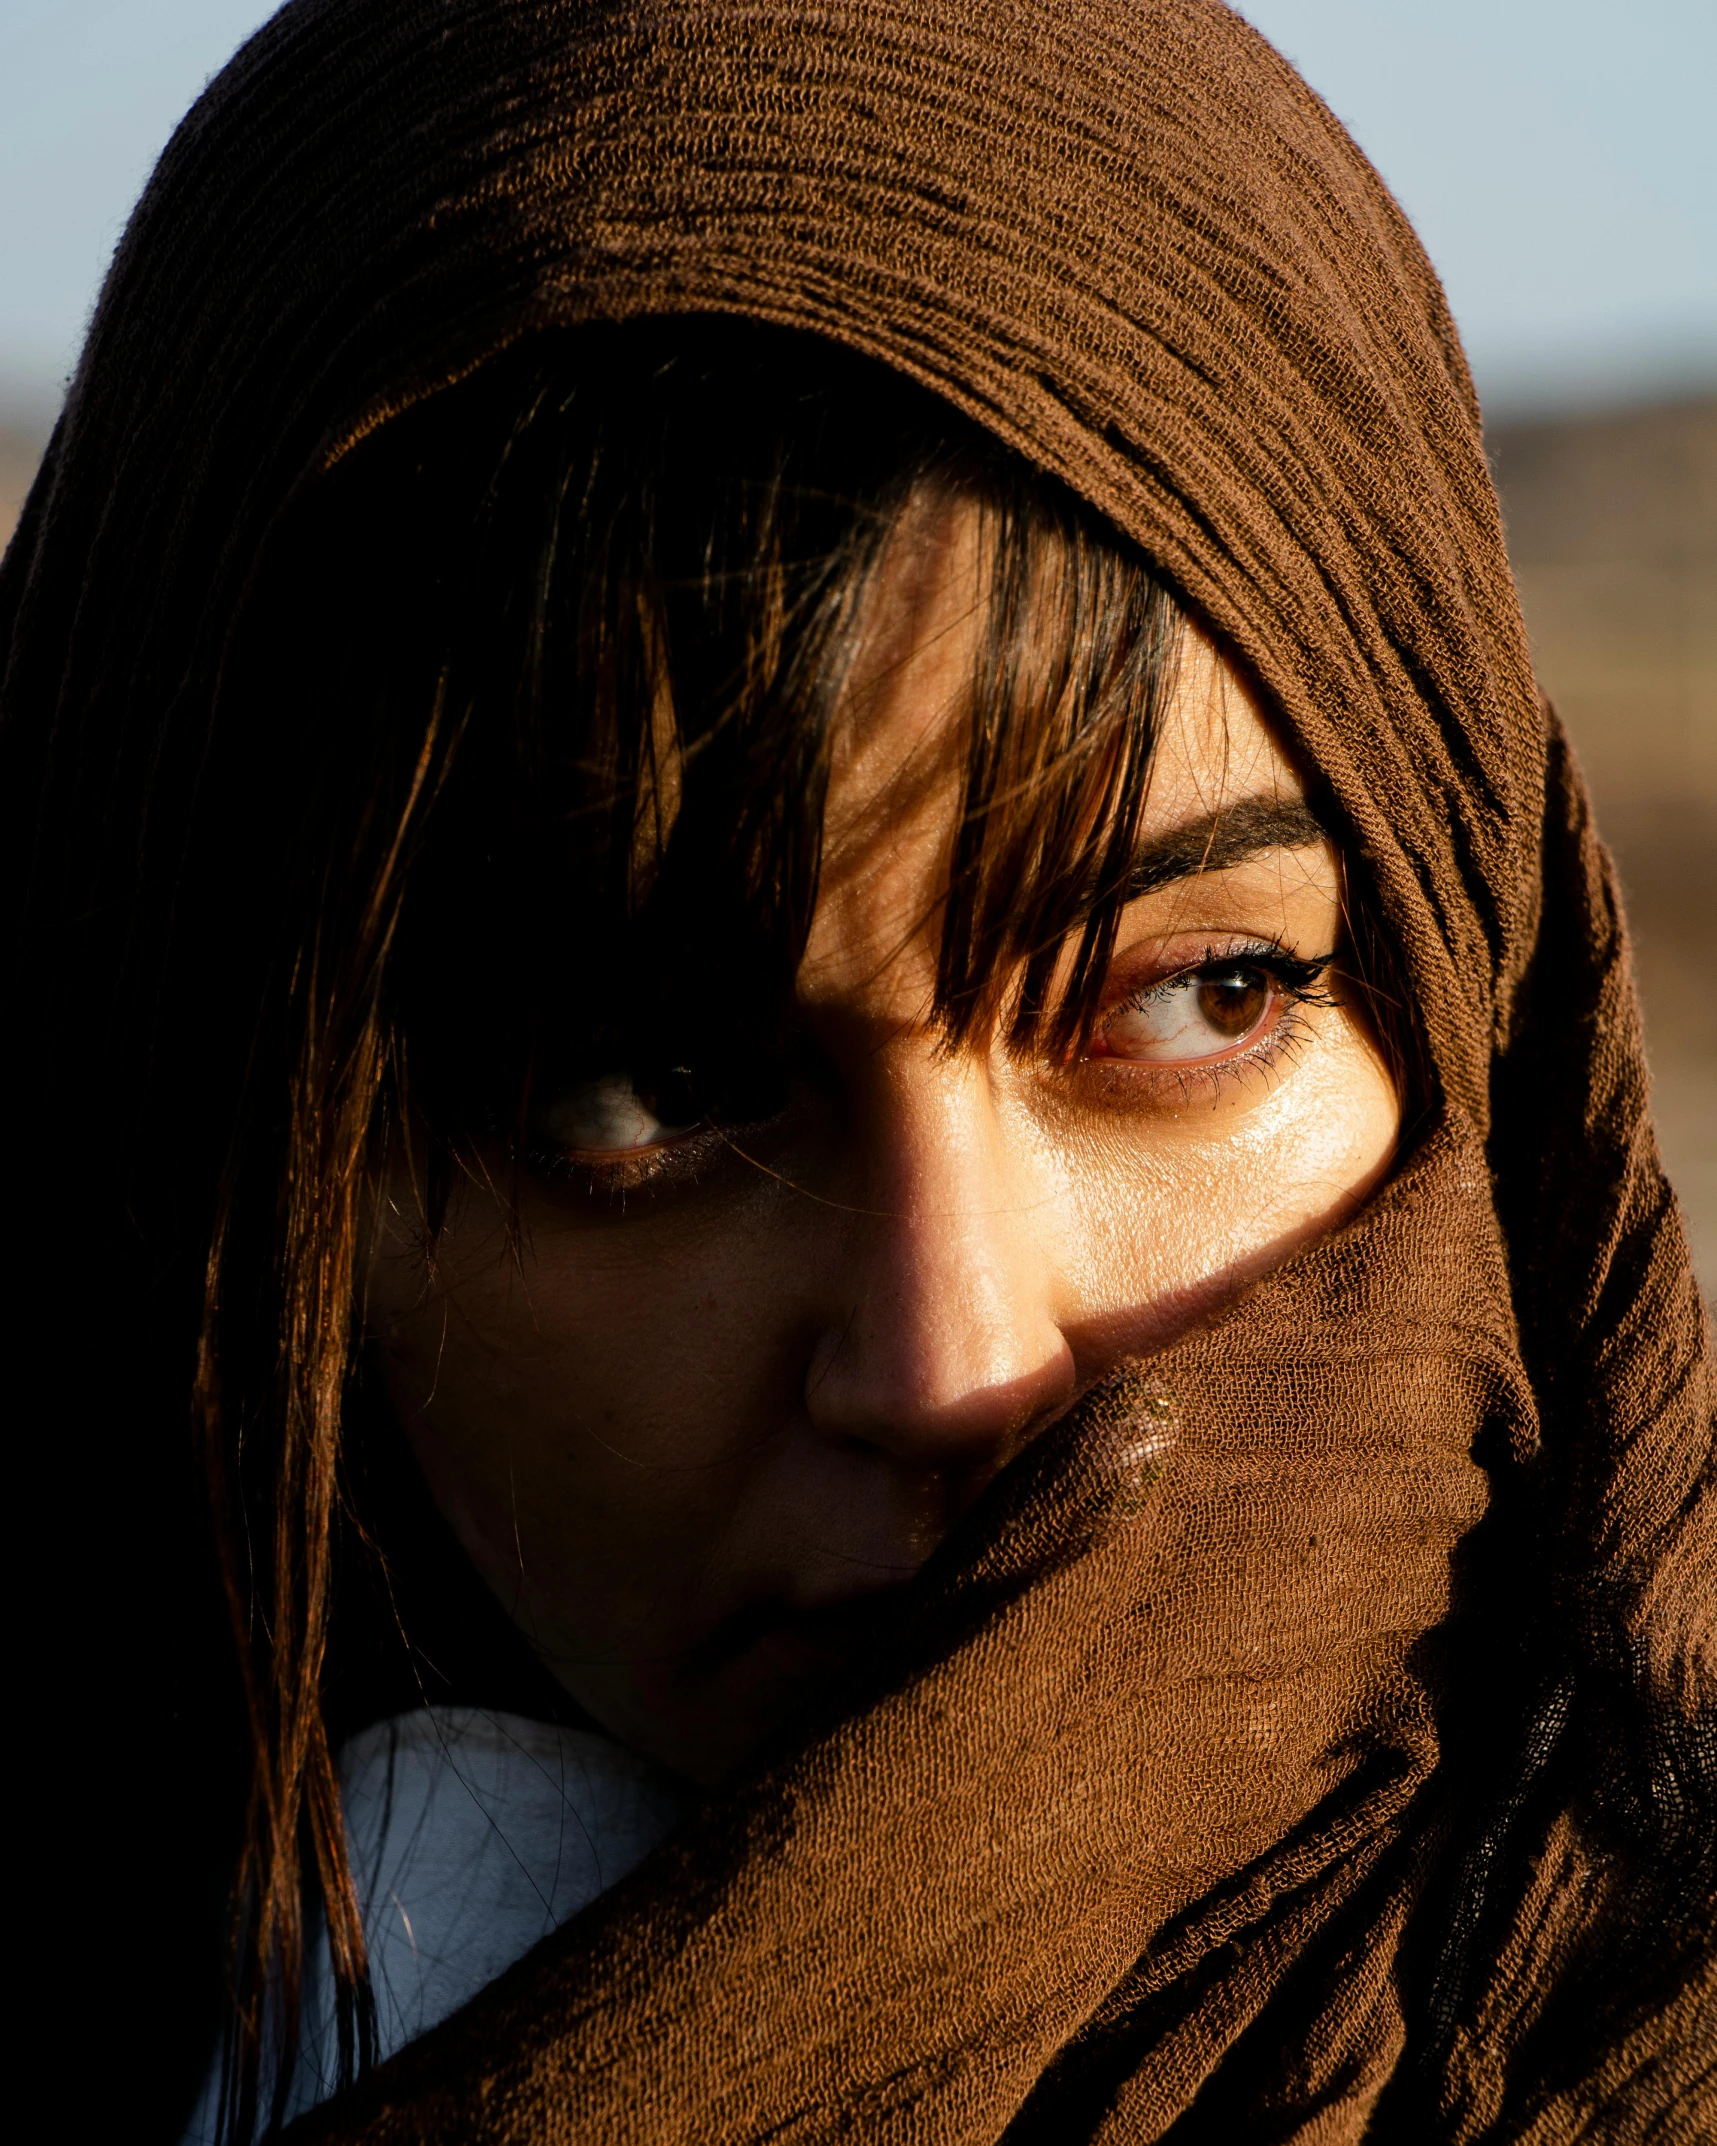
[803, 1038, 1076, 1506]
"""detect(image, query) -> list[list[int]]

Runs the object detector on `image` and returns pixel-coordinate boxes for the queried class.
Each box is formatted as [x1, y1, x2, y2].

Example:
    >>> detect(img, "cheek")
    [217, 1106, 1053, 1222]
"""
[367, 1200, 803, 1607]
[1051, 1012, 1399, 1327]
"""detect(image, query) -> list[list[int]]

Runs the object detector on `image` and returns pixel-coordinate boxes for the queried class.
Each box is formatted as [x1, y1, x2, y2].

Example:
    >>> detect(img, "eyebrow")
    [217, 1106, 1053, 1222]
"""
[1124, 795, 1328, 899]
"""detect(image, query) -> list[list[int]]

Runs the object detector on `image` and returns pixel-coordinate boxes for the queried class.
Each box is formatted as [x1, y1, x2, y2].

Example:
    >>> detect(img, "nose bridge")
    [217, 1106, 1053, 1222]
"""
[806, 1033, 1075, 1469]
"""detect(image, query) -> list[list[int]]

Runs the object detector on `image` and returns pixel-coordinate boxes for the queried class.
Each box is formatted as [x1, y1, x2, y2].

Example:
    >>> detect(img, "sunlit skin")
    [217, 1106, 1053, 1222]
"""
[365, 495, 1401, 1784]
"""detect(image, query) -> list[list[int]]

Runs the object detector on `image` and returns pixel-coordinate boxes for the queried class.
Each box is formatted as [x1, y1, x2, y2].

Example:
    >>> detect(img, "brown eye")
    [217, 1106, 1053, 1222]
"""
[534, 1074, 696, 1155]
[1196, 968, 1271, 1039]
[528, 1054, 791, 1161]
[1096, 961, 1280, 1064]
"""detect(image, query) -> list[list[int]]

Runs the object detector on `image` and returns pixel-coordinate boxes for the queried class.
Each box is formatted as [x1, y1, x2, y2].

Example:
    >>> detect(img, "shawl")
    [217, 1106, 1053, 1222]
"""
[2, 2, 1711, 2140]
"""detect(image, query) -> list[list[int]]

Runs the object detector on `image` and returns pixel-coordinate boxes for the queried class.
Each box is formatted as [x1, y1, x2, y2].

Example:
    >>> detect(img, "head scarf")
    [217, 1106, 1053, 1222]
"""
[3, 1, 1711, 2139]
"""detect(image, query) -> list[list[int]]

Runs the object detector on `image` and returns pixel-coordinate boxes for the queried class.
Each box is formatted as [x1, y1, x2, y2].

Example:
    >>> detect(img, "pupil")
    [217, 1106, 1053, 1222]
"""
[1197, 969, 1268, 1039]
[637, 1065, 700, 1125]
[638, 1056, 789, 1128]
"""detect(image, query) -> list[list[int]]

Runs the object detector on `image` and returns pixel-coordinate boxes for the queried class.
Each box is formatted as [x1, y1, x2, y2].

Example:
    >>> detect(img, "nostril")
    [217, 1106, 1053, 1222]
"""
[834, 1393, 1064, 1565]
[808, 1336, 1078, 1484]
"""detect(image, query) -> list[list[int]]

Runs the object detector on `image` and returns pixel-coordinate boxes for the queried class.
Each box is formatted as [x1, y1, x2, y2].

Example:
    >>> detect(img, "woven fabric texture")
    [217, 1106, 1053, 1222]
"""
[2, 2, 1711, 2139]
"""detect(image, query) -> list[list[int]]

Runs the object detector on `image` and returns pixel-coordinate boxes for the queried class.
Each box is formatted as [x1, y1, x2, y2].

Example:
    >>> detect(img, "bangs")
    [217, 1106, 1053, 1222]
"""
[278, 322, 1183, 1134]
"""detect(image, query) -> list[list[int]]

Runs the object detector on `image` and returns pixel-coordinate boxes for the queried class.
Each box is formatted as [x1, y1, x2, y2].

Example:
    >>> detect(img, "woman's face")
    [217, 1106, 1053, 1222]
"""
[367, 497, 1400, 1783]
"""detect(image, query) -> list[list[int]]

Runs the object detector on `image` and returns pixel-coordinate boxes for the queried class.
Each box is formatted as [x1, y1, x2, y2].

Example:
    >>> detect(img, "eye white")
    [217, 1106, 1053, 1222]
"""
[537, 1076, 691, 1153]
[1102, 972, 1270, 1062]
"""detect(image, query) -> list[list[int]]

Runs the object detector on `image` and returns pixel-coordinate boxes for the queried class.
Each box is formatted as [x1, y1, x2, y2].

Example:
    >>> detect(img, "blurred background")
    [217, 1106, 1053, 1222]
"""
[3, 1, 1714, 1287]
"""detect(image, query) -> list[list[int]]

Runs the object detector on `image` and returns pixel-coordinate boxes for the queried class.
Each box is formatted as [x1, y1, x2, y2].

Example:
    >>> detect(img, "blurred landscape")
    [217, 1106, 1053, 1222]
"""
[1490, 397, 1716, 1293]
[0, 422, 39, 555]
[2, 395, 1712, 1290]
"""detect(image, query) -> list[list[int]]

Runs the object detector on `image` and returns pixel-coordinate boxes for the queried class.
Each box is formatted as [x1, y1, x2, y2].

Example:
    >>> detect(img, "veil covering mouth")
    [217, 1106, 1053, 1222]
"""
[2, 1, 1711, 2140]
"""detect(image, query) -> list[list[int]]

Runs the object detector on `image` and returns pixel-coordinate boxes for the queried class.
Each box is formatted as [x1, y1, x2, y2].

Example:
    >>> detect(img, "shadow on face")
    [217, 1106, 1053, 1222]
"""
[366, 491, 1401, 1783]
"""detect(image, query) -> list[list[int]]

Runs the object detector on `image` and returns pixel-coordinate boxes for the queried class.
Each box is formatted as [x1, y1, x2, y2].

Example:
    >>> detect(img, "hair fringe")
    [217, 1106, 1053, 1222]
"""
[187, 320, 1413, 2133]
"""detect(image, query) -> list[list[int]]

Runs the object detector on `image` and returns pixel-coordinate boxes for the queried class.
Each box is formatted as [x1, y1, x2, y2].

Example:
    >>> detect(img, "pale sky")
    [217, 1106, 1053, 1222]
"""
[3, 0, 1713, 421]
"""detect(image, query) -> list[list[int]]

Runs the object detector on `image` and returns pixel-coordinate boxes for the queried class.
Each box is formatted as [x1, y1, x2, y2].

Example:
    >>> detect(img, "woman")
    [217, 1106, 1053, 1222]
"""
[3, 2, 1710, 2141]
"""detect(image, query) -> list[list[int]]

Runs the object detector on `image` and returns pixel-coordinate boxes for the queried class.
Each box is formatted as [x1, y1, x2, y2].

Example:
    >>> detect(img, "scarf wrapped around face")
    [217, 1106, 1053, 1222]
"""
[3, 1, 1711, 2139]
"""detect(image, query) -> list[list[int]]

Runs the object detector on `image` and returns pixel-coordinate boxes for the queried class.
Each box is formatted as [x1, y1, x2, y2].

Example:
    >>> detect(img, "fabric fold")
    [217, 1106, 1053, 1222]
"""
[289, 1122, 1513, 2142]
[5, 1, 1710, 2136]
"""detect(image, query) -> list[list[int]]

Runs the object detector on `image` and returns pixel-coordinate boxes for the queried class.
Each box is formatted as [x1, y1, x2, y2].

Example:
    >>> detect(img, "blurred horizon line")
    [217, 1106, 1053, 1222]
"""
[1, 328, 1713, 439]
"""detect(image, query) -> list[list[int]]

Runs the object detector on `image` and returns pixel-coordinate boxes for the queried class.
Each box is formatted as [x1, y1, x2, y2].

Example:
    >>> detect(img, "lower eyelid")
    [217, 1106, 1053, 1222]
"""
[1079, 996, 1314, 1094]
[528, 1105, 791, 1192]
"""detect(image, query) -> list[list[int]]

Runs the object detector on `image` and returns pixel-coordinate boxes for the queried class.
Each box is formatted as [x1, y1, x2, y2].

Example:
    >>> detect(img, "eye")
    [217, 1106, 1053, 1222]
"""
[1095, 960, 1282, 1064]
[533, 1073, 697, 1155]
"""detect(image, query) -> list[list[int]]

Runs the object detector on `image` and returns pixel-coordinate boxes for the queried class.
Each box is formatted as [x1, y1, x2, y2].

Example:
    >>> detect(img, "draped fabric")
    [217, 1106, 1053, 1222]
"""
[293, 1122, 1525, 2141]
[3, 1, 1710, 2139]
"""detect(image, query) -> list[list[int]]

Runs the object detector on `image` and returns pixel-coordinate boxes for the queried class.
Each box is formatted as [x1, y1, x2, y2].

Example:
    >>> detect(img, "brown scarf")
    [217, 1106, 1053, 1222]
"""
[3, 1, 1711, 2138]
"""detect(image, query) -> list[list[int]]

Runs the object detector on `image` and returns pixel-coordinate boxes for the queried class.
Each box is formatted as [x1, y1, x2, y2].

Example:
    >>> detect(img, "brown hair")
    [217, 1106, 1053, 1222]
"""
[9, 4, 1708, 2136]
[7, 316, 1407, 2140]
[200, 319, 1213, 2135]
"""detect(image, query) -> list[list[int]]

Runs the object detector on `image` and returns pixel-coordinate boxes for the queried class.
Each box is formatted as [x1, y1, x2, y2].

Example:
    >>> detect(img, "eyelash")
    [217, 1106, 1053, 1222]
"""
[1082, 940, 1335, 1099]
[522, 1124, 726, 1199]
[519, 1105, 784, 1203]
[521, 939, 1338, 1194]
